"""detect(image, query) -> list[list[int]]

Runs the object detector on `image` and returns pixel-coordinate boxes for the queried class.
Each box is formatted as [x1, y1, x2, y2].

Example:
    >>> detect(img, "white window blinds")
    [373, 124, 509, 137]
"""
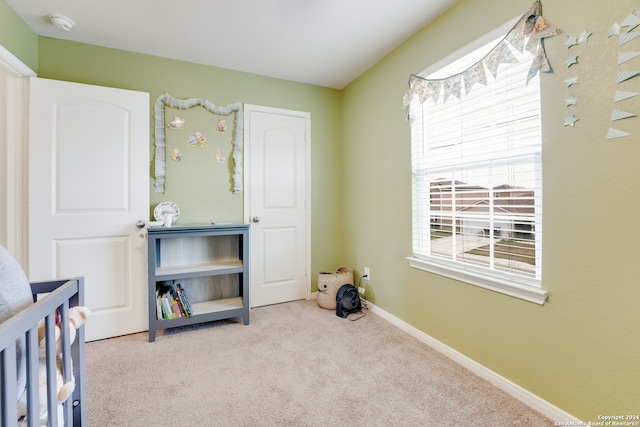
[410, 37, 542, 286]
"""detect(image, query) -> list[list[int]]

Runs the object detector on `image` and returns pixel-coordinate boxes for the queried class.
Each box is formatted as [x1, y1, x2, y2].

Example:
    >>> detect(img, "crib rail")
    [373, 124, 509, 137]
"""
[0, 278, 85, 427]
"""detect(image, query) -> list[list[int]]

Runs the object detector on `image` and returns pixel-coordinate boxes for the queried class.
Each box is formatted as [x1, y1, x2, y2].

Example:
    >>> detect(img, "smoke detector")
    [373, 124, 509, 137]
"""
[48, 13, 75, 31]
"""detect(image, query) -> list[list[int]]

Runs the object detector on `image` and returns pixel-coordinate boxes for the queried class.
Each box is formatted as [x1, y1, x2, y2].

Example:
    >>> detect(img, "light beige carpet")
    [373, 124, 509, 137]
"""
[86, 300, 552, 426]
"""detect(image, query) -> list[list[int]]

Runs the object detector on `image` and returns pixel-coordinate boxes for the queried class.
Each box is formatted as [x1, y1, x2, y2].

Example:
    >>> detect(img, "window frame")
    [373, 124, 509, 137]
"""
[406, 17, 548, 305]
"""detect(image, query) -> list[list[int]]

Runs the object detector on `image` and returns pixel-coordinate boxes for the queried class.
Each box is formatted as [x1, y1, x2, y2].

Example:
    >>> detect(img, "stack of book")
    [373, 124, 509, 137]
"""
[156, 282, 193, 320]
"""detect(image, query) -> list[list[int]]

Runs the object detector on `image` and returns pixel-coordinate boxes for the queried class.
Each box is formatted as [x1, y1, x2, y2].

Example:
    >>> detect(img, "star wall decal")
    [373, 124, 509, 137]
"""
[565, 55, 579, 67]
[564, 75, 578, 87]
[607, 22, 622, 37]
[564, 95, 578, 107]
[578, 30, 592, 44]
[564, 114, 579, 127]
[564, 36, 579, 49]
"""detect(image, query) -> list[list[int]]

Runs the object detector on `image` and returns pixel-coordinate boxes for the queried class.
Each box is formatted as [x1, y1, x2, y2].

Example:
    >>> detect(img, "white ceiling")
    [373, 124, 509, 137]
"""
[7, 0, 459, 89]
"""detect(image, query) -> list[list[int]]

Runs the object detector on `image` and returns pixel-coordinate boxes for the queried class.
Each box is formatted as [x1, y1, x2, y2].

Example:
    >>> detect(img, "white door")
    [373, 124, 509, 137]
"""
[245, 105, 310, 307]
[28, 77, 149, 341]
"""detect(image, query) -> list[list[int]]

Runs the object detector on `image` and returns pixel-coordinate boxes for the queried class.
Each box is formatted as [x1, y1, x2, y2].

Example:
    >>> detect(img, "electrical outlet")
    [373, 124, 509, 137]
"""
[364, 267, 370, 281]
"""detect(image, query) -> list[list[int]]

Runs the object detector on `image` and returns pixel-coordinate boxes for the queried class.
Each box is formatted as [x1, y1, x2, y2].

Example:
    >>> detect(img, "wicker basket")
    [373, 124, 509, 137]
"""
[317, 267, 353, 310]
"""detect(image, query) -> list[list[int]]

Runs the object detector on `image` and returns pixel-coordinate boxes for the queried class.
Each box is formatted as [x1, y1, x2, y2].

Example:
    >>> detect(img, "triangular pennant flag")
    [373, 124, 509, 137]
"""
[411, 78, 429, 104]
[617, 71, 640, 83]
[606, 128, 632, 139]
[483, 55, 500, 79]
[619, 32, 640, 45]
[403, 77, 419, 108]
[610, 109, 637, 121]
[505, 10, 527, 52]
[618, 52, 640, 65]
[614, 90, 640, 102]
[427, 80, 442, 105]
[620, 12, 640, 31]
[462, 62, 487, 95]
[483, 41, 518, 79]
[442, 74, 462, 104]
[525, 16, 564, 42]
[528, 46, 550, 84]
[402, 89, 414, 109]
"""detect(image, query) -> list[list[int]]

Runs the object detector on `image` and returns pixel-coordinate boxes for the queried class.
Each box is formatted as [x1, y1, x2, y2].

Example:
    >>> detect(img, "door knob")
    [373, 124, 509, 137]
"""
[135, 220, 146, 229]
[252, 216, 260, 223]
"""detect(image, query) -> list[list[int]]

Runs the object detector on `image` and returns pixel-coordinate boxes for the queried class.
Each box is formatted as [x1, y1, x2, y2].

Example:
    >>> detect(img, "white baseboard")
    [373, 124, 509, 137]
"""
[364, 299, 582, 424]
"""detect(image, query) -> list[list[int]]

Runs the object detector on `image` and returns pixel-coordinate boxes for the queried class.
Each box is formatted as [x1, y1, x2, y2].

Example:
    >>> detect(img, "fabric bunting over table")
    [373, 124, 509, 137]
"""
[403, 1, 562, 109]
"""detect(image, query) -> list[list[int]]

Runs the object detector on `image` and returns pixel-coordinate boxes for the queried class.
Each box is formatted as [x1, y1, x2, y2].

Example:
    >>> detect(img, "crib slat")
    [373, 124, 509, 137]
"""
[44, 314, 58, 427]
[0, 278, 84, 427]
[1, 342, 18, 427]
[59, 302, 74, 425]
[25, 325, 40, 427]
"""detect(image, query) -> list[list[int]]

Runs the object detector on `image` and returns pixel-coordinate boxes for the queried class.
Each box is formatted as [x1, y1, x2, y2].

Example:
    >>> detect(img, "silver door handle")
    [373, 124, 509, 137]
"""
[135, 220, 146, 229]
[252, 216, 260, 223]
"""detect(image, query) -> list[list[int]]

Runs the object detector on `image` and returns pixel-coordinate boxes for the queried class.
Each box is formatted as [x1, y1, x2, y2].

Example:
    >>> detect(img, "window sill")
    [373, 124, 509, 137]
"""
[406, 256, 547, 305]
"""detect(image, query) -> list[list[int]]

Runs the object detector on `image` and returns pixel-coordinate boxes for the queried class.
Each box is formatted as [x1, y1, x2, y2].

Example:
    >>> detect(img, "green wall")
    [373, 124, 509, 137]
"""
[342, 0, 640, 421]
[3, 0, 639, 421]
[0, 0, 344, 291]
[32, 38, 345, 291]
[0, 0, 37, 70]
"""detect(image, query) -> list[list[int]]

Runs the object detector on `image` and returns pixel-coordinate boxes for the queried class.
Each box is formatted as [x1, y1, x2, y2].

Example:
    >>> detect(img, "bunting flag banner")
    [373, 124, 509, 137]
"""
[610, 109, 637, 121]
[620, 12, 640, 31]
[606, 128, 632, 139]
[619, 32, 640, 46]
[403, 1, 562, 109]
[618, 52, 640, 65]
[606, 12, 640, 140]
[616, 71, 640, 84]
[613, 90, 640, 102]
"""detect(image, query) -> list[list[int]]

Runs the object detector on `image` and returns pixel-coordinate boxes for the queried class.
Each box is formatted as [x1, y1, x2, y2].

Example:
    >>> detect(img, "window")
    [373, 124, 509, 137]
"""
[406, 20, 547, 304]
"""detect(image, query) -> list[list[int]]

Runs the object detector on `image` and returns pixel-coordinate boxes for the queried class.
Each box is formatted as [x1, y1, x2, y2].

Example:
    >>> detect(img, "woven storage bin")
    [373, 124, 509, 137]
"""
[317, 267, 353, 310]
